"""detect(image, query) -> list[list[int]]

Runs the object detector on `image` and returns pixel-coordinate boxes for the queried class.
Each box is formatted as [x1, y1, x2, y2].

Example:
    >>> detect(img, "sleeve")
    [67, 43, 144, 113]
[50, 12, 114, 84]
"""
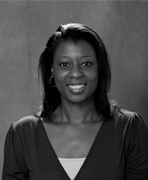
[125, 113, 148, 180]
[2, 123, 29, 180]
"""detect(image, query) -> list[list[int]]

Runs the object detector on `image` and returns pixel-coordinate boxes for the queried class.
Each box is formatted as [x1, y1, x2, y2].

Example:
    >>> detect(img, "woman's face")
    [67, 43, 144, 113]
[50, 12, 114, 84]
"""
[52, 40, 98, 104]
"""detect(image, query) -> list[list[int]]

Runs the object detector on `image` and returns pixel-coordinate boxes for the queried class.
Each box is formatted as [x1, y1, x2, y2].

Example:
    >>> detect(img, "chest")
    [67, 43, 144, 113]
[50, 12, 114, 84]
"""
[27, 119, 125, 180]
[42, 121, 103, 158]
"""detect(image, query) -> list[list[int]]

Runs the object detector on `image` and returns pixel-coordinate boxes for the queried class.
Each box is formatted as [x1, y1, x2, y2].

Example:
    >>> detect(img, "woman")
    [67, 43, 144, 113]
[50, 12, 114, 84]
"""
[2, 23, 148, 180]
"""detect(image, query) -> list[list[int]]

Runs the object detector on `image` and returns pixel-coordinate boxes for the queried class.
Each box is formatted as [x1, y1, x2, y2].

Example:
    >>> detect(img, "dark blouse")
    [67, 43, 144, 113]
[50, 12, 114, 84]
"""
[2, 109, 148, 180]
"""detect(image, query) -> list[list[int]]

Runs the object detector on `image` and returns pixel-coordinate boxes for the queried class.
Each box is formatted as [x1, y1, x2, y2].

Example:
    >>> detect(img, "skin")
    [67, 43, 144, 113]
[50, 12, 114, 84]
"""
[42, 40, 103, 158]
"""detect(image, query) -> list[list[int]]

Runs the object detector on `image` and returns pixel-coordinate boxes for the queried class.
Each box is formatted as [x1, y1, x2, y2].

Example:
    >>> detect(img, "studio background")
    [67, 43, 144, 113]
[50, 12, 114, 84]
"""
[0, 0, 148, 175]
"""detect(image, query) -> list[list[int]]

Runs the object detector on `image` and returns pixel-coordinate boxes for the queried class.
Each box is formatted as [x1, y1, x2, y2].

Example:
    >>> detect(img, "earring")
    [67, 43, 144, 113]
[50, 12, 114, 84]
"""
[49, 75, 56, 88]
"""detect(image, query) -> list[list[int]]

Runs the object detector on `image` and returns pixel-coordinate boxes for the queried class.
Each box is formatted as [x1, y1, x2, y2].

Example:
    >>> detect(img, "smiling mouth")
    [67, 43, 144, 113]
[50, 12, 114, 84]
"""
[67, 84, 86, 92]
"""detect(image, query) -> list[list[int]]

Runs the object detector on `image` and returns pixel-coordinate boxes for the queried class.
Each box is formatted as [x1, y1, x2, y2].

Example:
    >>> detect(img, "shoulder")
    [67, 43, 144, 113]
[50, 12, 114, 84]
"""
[4, 116, 42, 158]
[114, 108, 148, 137]
[109, 108, 148, 134]
[11, 115, 40, 133]
[114, 108, 146, 125]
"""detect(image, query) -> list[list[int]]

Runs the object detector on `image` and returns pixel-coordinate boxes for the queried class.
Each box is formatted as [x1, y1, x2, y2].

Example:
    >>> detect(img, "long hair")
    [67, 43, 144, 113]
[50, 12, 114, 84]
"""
[38, 23, 116, 120]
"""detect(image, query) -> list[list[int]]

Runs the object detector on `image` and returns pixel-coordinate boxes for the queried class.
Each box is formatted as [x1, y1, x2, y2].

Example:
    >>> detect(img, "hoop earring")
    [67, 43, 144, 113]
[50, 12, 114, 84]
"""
[49, 75, 56, 88]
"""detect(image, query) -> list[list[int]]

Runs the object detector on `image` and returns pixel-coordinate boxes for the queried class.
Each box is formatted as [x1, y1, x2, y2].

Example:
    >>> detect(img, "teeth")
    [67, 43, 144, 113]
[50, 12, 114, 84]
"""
[68, 84, 85, 90]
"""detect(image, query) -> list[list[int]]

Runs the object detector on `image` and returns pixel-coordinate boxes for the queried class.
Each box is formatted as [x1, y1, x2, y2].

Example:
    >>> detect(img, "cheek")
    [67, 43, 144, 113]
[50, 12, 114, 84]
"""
[86, 69, 98, 82]
[54, 70, 68, 84]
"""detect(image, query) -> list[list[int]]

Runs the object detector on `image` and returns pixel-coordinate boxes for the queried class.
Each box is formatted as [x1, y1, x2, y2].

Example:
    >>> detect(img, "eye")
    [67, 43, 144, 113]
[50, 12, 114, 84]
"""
[82, 62, 93, 67]
[59, 62, 70, 67]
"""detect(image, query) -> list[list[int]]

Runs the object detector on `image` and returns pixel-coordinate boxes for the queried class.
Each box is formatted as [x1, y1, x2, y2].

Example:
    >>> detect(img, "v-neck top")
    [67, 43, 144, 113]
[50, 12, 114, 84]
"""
[2, 109, 148, 180]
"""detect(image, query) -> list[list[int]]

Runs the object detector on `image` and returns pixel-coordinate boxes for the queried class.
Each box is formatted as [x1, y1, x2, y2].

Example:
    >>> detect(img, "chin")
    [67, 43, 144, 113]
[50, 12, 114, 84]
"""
[67, 94, 94, 104]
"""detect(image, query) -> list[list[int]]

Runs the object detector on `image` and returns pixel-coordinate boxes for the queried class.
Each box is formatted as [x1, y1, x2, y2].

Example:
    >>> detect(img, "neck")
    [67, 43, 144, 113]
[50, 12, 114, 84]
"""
[54, 98, 99, 125]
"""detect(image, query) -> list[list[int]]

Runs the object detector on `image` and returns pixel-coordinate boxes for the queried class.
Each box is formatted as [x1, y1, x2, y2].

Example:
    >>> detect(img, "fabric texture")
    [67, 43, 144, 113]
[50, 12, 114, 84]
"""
[2, 109, 148, 180]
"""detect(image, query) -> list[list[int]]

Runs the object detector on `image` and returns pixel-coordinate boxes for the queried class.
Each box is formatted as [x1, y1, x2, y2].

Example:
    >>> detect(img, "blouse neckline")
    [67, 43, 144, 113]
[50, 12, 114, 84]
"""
[39, 118, 106, 180]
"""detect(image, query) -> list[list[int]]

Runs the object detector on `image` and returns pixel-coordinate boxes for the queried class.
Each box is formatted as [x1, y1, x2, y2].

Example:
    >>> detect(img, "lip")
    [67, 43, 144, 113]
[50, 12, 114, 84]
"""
[67, 83, 87, 86]
[67, 84, 87, 94]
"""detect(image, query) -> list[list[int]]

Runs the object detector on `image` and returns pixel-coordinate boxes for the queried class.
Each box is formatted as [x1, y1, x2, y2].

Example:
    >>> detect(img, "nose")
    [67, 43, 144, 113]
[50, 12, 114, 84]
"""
[69, 65, 83, 79]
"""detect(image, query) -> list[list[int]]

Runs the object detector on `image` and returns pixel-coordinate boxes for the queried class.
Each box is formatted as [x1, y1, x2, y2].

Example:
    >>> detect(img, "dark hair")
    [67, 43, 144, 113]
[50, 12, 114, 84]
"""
[38, 23, 116, 121]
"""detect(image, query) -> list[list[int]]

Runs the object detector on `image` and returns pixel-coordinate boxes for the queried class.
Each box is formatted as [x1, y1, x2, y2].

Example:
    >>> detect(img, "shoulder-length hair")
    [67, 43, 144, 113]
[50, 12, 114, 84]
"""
[38, 23, 116, 121]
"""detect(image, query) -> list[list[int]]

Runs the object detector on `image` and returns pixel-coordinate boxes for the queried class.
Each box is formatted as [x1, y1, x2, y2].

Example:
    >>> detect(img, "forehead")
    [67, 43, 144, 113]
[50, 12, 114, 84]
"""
[54, 40, 97, 59]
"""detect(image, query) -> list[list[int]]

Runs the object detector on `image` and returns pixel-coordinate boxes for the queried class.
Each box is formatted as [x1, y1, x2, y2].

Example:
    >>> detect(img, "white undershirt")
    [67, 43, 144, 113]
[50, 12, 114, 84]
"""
[58, 157, 86, 180]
